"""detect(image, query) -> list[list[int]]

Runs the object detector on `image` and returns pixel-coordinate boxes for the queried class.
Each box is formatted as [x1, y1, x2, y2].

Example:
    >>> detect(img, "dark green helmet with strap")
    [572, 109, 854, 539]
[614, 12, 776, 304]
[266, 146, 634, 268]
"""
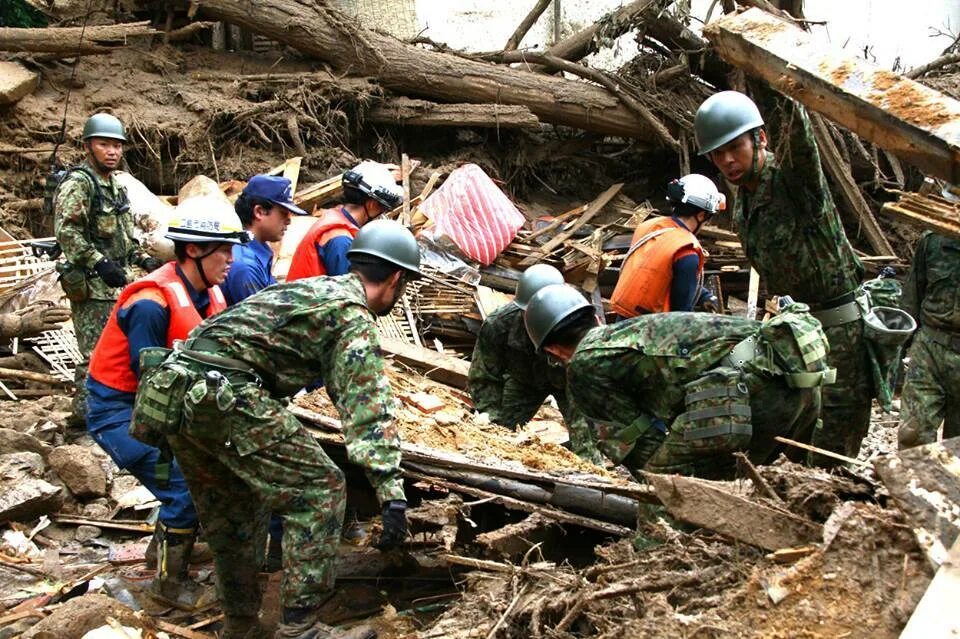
[694, 91, 763, 155]
[347, 219, 421, 276]
[524, 283, 592, 349]
[82, 113, 127, 142]
[515, 264, 564, 310]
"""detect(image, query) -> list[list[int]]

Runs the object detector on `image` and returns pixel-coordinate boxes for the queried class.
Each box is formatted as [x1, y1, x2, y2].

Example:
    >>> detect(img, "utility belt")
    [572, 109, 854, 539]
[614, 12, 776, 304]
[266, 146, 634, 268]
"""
[808, 290, 865, 328]
[923, 325, 960, 352]
[56, 257, 131, 303]
[721, 333, 837, 389]
[130, 340, 266, 454]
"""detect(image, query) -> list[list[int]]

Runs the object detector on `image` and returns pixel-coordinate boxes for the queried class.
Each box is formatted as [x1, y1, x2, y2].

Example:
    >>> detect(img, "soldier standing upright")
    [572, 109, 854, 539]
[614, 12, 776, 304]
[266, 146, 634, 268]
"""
[54, 113, 161, 423]
[694, 86, 873, 465]
[898, 230, 960, 447]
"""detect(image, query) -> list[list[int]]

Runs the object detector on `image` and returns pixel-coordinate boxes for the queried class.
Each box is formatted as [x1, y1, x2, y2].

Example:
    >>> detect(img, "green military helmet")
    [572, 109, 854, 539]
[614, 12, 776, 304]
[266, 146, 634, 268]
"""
[82, 113, 127, 142]
[515, 264, 564, 310]
[694, 91, 764, 155]
[524, 283, 592, 349]
[347, 219, 422, 276]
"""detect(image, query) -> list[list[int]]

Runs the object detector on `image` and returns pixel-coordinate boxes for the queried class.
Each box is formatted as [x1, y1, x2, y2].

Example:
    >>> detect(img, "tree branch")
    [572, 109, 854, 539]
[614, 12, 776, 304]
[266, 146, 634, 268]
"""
[504, 0, 553, 52]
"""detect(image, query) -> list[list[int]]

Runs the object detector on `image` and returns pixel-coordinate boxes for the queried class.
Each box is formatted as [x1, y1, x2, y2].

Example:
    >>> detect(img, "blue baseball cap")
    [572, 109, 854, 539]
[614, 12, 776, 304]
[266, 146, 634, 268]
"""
[241, 175, 307, 215]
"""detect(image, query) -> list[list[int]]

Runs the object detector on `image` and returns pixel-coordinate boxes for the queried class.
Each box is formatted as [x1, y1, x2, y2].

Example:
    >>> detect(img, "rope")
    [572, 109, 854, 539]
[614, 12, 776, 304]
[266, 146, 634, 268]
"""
[49, 0, 95, 170]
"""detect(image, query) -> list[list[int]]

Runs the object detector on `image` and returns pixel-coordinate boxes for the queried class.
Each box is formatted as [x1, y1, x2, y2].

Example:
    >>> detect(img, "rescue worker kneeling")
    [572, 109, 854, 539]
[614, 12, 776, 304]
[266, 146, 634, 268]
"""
[86, 196, 246, 608]
[525, 284, 835, 479]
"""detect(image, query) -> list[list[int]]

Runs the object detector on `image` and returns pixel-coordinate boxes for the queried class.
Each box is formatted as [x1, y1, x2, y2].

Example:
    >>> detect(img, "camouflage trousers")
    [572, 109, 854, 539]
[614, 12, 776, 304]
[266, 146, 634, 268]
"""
[70, 299, 114, 422]
[640, 375, 820, 480]
[898, 329, 960, 448]
[166, 384, 347, 614]
[809, 319, 874, 466]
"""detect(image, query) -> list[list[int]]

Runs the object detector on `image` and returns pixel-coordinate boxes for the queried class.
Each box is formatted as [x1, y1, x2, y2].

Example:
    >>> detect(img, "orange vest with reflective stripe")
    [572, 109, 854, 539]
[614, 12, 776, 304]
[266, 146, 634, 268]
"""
[88, 262, 227, 393]
[285, 209, 359, 281]
[610, 216, 704, 317]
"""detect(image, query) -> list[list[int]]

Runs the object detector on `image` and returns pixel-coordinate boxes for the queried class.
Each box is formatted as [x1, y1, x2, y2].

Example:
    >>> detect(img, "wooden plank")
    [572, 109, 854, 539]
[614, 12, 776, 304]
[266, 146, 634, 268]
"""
[293, 174, 342, 212]
[644, 472, 822, 552]
[703, 8, 960, 183]
[520, 183, 623, 266]
[379, 338, 470, 389]
[810, 113, 897, 257]
[881, 191, 960, 240]
[874, 437, 960, 569]
[899, 537, 960, 639]
[401, 153, 411, 226]
[266, 156, 303, 193]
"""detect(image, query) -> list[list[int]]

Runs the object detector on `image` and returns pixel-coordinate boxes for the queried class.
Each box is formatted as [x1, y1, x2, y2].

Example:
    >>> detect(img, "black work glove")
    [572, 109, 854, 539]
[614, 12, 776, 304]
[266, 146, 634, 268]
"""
[373, 500, 407, 551]
[94, 258, 127, 288]
[140, 256, 164, 272]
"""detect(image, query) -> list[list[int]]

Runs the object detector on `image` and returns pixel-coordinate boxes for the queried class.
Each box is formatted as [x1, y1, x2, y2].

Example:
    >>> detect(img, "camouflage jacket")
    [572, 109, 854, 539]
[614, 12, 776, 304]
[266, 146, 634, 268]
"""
[732, 81, 864, 304]
[187, 273, 404, 503]
[568, 310, 828, 462]
[902, 231, 960, 332]
[468, 301, 569, 427]
[53, 161, 147, 300]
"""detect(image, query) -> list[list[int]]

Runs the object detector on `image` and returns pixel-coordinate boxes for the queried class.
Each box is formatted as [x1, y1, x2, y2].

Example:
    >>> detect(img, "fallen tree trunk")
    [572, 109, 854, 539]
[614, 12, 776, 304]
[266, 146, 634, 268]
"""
[367, 97, 540, 129]
[704, 8, 960, 184]
[193, 0, 661, 140]
[544, 0, 669, 65]
[0, 21, 158, 57]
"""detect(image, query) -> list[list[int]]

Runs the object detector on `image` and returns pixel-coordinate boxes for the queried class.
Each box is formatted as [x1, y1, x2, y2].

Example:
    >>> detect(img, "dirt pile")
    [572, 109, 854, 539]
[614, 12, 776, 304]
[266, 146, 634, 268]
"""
[295, 366, 608, 478]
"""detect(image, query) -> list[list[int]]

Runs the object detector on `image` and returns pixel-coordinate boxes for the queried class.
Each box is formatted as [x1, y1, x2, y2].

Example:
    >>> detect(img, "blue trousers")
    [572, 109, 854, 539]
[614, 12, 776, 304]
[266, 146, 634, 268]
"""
[90, 417, 198, 529]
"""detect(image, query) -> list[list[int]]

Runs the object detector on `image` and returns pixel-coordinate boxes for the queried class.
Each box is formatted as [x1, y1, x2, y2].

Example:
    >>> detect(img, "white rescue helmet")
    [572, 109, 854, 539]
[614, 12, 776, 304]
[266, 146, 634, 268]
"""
[343, 161, 405, 210]
[166, 195, 248, 245]
[666, 174, 726, 215]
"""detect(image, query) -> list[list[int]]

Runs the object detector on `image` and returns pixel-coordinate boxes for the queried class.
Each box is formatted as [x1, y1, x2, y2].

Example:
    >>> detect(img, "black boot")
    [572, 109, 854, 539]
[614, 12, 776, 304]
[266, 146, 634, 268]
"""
[148, 522, 207, 610]
[275, 608, 376, 639]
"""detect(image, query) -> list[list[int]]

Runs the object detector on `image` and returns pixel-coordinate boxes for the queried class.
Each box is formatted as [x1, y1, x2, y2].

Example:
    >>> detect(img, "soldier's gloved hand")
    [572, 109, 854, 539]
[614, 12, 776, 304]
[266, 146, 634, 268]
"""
[94, 257, 127, 288]
[140, 256, 164, 272]
[373, 500, 407, 551]
[17, 303, 71, 337]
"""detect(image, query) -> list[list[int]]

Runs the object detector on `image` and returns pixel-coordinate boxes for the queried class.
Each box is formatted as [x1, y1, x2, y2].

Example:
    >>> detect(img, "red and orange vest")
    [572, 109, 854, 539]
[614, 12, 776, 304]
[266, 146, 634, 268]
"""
[88, 262, 226, 393]
[611, 216, 704, 317]
[285, 209, 359, 281]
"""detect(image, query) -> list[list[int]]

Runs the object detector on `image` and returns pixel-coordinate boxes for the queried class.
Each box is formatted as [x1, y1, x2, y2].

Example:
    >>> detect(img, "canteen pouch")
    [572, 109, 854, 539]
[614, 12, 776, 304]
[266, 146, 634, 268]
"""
[56, 261, 89, 303]
[180, 371, 235, 443]
[130, 362, 195, 446]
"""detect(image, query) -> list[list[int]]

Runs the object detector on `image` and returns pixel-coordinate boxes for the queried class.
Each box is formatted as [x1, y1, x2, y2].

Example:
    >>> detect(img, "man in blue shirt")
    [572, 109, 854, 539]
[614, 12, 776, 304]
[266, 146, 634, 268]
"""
[222, 175, 307, 305]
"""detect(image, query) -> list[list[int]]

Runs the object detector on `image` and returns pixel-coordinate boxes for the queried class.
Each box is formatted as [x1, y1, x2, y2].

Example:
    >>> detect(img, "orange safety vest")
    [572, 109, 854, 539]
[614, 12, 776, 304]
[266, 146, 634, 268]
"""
[610, 216, 704, 317]
[88, 262, 227, 393]
[285, 208, 359, 281]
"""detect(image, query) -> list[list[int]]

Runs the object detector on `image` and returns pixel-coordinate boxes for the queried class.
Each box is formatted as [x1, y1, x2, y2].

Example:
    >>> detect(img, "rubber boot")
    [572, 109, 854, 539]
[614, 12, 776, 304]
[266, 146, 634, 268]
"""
[221, 614, 270, 639]
[148, 522, 207, 610]
[146, 532, 212, 565]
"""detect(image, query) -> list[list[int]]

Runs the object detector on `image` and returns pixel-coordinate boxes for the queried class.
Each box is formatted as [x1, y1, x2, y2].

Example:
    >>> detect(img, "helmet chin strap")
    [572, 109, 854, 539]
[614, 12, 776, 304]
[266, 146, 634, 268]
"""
[745, 129, 762, 183]
[192, 244, 219, 290]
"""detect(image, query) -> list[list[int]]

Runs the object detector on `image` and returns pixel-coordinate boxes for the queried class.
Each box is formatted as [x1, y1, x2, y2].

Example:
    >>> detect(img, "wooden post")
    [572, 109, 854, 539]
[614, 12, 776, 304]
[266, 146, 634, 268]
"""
[400, 153, 411, 226]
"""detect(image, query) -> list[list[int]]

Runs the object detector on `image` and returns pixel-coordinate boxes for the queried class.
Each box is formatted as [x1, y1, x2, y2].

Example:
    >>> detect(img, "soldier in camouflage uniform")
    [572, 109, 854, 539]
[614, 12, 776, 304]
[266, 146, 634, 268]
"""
[898, 231, 960, 447]
[695, 84, 872, 466]
[524, 285, 832, 479]
[137, 220, 418, 639]
[54, 113, 162, 422]
[469, 264, 602, 463]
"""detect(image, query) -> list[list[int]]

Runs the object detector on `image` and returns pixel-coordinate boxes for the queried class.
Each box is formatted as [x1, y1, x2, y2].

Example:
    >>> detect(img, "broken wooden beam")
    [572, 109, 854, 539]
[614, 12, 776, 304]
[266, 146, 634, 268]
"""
[881, 191, 960, 241]
[809, 113, 897, 257]
[194, 0, 664, 140]
[379, 338, 470, 390]
[475, 513, 555, 559]
[367, 98, 540, 129]
[874, 437, 960, 569]
[0, 21, 158, 57]
[704, 8, 960, 184]
[899, 537, 960, 639]
[644, 472, 822, 552]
